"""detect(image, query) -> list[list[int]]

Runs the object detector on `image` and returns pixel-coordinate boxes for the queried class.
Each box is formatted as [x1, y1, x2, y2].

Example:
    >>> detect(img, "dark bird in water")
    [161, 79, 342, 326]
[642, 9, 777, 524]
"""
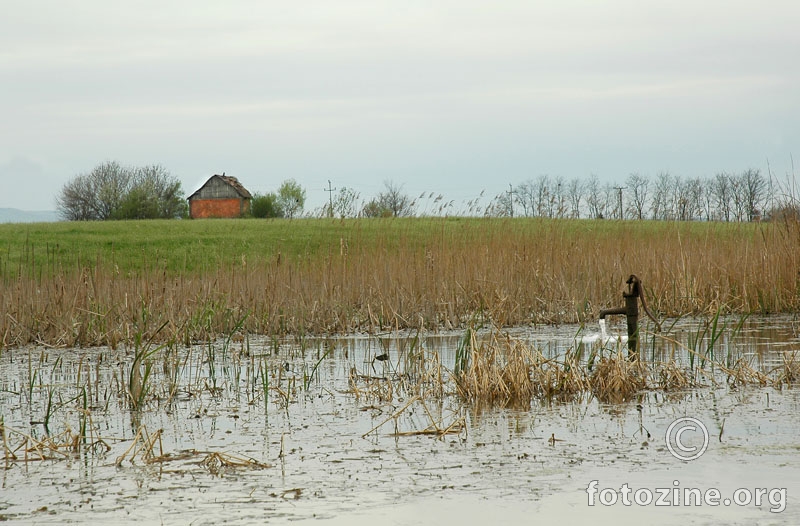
[371, 353, 389, 374]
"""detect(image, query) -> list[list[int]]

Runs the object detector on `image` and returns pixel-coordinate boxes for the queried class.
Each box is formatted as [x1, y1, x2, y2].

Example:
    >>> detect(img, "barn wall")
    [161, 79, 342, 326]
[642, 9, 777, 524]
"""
[189, 198, 246, 219]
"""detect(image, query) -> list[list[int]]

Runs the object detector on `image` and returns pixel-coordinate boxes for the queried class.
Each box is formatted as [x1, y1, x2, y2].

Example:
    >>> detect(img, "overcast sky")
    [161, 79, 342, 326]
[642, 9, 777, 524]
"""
[1, 1, 798, 213]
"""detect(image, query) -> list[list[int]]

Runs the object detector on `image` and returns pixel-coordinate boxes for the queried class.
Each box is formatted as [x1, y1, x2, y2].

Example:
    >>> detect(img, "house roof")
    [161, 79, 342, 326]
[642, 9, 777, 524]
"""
[188, 174, 252, 200]
[218, 175, 252, 199]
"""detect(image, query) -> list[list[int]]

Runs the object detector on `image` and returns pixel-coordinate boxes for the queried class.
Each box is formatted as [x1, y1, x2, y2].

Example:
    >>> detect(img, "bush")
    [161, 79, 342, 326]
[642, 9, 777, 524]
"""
[251, 192, 282, 218]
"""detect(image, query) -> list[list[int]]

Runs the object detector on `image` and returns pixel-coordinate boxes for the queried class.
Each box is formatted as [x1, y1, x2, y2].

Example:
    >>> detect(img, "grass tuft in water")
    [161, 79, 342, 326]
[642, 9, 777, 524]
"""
[126, 321, 169, 411]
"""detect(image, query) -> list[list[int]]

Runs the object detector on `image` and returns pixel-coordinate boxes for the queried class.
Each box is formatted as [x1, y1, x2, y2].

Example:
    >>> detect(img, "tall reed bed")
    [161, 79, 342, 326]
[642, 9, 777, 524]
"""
[1, 217, 798, 347]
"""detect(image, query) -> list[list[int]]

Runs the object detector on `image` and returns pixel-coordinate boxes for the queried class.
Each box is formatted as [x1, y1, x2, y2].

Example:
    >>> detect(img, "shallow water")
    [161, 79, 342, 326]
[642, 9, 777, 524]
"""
[0, 315, 798, 524]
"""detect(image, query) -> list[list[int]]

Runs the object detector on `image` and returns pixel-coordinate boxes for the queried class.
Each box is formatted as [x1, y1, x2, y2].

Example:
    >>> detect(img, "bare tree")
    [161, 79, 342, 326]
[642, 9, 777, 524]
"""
[502, 176, 584, 219]
[672, 176, 692, 221]
[56, 173, 96, 220]
[683, 177, 705, 221]
[586, 175, 606, 219]
[565, 178, 584, 218]
[363, 180, 415, 217]
[552, 176, 566, 218]
[385, 180, 416, 217]
[700, 178, 714, 220]
[603, 183, 618, 219]
[56, 161, 131, 220]
[515, 181, 535, 217]
[740, 168, 766, 221]
[533, 175, 551, 217]
[730, 174, 748, 221]
[650, 171, 675, 220]
[625, 172, 649, 220]
[711, 172, 733, 221]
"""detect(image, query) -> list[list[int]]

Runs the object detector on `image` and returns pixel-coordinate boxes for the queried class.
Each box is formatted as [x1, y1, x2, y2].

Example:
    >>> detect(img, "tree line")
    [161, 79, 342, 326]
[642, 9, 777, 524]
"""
[55, 162, 311, 221]
[314, 170, 797, 222]
[57, 161, 798, 222]
[487, 169, 783, 222]
[56, 163, 420, 221]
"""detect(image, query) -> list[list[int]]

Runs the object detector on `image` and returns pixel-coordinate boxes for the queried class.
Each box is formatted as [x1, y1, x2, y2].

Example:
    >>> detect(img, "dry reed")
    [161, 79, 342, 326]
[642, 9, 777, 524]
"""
[0, 425, 81, 462]
[589, 355, 648, 403]
[199, 452, 271, 475]
[653, 360, 695, 391]
[2, 218, 799, 348]
[360, 394, 465, 438]
[455, 328, 534, 409]
[348, 366, 394, 402]
[529, 349, 591, 401]
[450, 322, 791, 408]
[772, 351, 800, 386]
[113, 426, 270, 474]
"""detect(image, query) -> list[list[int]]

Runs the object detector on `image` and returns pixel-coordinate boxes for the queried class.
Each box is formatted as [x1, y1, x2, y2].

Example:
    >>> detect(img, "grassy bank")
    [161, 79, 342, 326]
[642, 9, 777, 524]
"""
[1, 217, 798, 348]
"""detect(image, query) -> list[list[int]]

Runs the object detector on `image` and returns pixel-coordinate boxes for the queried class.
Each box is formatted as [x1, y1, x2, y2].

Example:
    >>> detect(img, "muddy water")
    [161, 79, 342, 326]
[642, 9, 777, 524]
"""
[0, 316, 798, 525]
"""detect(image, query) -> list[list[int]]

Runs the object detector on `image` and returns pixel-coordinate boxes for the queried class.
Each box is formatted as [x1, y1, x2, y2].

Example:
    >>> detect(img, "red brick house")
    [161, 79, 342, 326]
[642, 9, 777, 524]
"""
[188, 174, 252, 219]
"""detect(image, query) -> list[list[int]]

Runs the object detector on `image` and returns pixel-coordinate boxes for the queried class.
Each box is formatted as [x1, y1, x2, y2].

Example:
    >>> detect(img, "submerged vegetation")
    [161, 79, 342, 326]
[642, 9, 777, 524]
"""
[450, 318, 800, 408]
[2, 314, 799, 522]
[1, 216, 799, 348]
[4, 317, 800, 468]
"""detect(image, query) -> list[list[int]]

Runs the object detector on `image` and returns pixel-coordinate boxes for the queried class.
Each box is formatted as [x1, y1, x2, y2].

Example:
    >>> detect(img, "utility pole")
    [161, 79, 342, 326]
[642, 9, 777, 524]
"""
[507, 183, 515, 218]
[767, 157, 774, 219]
[614, 186, 626, 220]
[324, 180, 336, 218]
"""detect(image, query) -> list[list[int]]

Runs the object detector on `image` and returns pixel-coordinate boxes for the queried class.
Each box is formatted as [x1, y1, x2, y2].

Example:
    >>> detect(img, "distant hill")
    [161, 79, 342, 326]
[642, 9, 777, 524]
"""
[0, 208, 60, 223]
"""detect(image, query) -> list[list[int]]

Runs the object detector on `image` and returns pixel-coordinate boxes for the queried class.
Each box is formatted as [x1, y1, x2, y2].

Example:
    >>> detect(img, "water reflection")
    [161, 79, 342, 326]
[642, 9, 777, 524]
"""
[310, 314, 799, 374]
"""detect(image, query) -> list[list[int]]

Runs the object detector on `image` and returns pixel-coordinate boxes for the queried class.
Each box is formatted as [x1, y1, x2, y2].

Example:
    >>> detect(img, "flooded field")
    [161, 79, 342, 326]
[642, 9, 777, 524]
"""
[1, 315, 799, 525]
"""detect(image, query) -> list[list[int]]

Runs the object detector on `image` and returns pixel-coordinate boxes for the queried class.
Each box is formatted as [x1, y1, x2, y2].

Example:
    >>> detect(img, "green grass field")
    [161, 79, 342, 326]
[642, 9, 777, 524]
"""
[1, 217, 797, 347]
[2, 217, 485, 275]
[0, 216, 762, 276]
